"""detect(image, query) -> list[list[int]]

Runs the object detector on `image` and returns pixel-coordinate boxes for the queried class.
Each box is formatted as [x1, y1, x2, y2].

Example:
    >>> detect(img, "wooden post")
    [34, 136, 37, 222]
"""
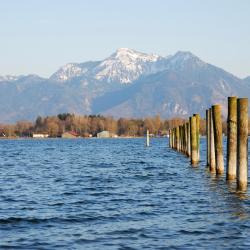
[190, 116, 198, 165]
[146, 129, 150, 147]
[182, 124, 185, 154]
[181, 125, 184, 153]
[206, 109, 210, 167]
[173, 128, 175, 149]
[212, 105, 224, 174]
[227, 97, 237, 180]
[187, 119, 191, 157]
[179, 125, 182, 152]
[209, 108, 216, 173]
[237, 98, 248, 191]
[185, 123, 188, 156]
[171, 129, 173, 148]
[172, 128, 174, 149]
[180, 125, 183, 152]
[173, 128, 176, 149]
[176, 126, 180, 151]
[169, 129, 172, 148]
[194, 114, 200, 161]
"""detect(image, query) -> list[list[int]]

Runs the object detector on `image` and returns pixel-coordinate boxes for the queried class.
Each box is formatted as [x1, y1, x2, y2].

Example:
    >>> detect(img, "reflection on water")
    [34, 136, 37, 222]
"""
[0, 138, 249, 249]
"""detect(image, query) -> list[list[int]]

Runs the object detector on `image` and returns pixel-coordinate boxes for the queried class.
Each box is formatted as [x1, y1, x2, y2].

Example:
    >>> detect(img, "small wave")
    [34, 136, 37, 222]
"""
[0, 215, 118, 225]
[124, 160, 147, 165]
[75, 238, 101, 244]
[178, 229, 205, 235]
[107, 228, 143, 235]
[48, 202, 64, 206]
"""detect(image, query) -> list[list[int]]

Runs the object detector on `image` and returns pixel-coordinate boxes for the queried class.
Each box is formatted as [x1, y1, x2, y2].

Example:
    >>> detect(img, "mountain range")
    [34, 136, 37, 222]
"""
[0, 48, 249, 123]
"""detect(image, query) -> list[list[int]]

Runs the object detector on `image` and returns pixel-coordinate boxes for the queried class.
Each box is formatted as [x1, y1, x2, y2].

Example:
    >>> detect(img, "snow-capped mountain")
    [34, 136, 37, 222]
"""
[93, 48, 166, 83]
[50, 49, 210, 84]
[50, 48, 168, 84]
[0, 48, 249, 123]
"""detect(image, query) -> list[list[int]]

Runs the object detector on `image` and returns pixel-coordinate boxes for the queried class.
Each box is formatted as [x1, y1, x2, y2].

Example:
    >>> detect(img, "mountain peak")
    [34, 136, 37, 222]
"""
[164, 51, 206, 70]
[110, 48, 160, 62]
[50, 49, 206, 84]
[115, 47, 136, 54]
[94, 48, 163, 83]
[0, 48, 248, 123]
[171, 51, 203, 62]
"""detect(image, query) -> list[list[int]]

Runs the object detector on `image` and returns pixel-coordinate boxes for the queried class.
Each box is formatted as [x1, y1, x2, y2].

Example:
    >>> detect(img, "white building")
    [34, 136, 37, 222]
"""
[32, 133, 49, 138]
[97, 131, 110, 138]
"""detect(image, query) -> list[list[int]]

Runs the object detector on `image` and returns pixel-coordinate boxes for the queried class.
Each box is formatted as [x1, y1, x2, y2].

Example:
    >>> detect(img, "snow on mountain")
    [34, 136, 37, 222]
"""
[1, 48, 250, 123]
[50, 49, 210, 84]
[0, 74, 45, 83]
[0, 50, 232, 86]
[50, 61, 100, 82]
[50, 48, 167, 84]
[51, 63, 85, 81]
[93, 48, 164, 83]
[0, 75, 22, 82]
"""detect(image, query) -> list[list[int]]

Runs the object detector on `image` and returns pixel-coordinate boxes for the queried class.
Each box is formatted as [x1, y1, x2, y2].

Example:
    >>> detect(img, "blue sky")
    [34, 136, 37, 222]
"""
[0, 0, 250, 78]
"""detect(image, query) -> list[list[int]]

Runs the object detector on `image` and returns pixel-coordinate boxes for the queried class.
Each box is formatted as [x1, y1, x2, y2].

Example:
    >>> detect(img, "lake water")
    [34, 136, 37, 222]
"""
[0, 138, 250, 249]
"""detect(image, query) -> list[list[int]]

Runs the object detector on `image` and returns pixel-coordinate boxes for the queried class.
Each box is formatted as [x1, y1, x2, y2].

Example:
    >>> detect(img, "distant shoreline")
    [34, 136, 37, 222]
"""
[0, 136, 168, 140]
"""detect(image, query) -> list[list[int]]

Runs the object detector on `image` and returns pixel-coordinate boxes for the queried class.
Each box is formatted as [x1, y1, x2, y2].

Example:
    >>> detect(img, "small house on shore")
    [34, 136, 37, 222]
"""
[97, 131, 110, 138]
[62, 131, 79, 138]
[96, 131, 117, 138]
[32, 133, 49, 138]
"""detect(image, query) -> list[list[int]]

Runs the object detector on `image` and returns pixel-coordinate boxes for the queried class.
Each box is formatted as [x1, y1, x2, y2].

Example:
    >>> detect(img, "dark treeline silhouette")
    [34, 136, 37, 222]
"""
[0, 113, 235, 138]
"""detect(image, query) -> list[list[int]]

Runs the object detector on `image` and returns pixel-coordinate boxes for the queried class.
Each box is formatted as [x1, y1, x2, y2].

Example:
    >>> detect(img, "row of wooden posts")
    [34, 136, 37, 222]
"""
[168, 97, 248, 191]
[168, 114, 200, 164]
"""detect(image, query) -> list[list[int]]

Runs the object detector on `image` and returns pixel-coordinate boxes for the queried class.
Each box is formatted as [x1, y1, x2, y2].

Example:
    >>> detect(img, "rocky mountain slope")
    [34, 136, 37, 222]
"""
[0, 48, 249, 123]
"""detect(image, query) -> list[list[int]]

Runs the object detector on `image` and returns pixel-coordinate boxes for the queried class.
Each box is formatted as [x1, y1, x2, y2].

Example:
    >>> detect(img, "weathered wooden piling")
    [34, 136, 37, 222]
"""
[169, 129, 172, 148]
[183, 123, 186, 154]
[180, 125, 183, 153]
[194, 114, 200, 161]
[173, 128, 176, 149]
[209, 108, 216, 173]
[176, 126, 180, 151]
[212, 105, 224, 174]
[179, 125, 182, 152]
[182, 125, 185, 153]
[206, 109, 210, 167]
[185, 123, 188, 155]
[187, 120, 191, 157]
[172, 129, 174, 149]
[190, 116, 198, 165]
[170, 129, 172, 148]
[146, 129, 150, 147]
[237, 98, 248, 191]
[226, 97, 237, 180]
[172, 129, 174, 148]
[171, 129, 173, 148]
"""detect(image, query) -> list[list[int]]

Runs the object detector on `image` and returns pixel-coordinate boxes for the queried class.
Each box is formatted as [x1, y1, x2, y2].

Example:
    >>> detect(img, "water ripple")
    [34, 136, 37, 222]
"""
[0, 138, 249, 249]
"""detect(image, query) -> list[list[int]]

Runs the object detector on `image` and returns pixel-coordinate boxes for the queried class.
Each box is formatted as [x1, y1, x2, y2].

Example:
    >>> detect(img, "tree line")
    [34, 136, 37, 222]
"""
[0, 113, 210, 138]
[6, 112, 249, 138]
